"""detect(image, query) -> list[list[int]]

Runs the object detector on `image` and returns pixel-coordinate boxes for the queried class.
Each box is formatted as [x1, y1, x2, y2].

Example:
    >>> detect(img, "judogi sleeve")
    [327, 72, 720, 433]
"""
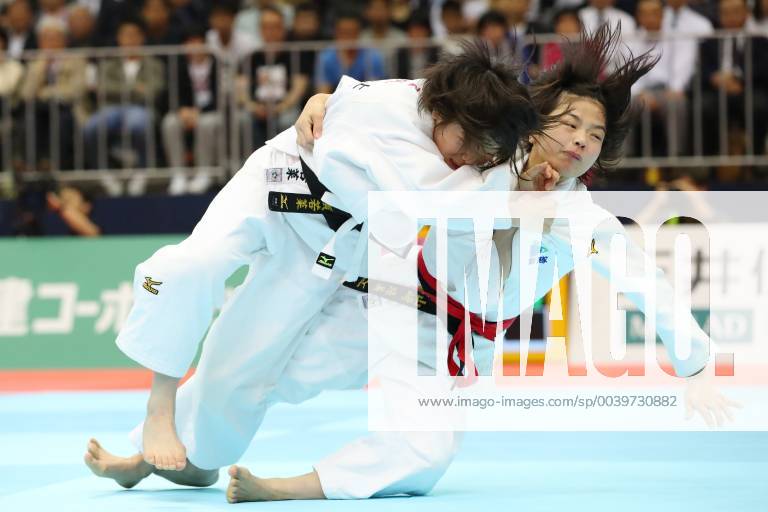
[487, 213, 711, 378]
[585, 217, 712, 377]
[309, 77, 509, 223]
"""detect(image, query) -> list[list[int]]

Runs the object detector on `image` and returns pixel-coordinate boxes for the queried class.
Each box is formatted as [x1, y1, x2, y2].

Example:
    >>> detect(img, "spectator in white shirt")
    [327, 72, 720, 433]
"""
[629, 0, 688, 156]
[360, 0, 408, 77]
[4, 0, 36, 60]
[664, 0, 714, 36]
[579, 0, 636, 35]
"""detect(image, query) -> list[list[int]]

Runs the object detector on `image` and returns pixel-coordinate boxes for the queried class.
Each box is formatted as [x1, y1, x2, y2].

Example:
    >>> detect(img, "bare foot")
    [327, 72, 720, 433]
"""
[226, 466, 325, 502]
[227, 466, 276, 503]
[142, 411, 187, 471]
[83, 438, 153, 489]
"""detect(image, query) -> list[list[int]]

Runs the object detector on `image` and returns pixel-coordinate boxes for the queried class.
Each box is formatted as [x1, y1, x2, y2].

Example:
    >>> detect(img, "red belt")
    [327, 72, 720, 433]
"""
[417, 250, 516, 377]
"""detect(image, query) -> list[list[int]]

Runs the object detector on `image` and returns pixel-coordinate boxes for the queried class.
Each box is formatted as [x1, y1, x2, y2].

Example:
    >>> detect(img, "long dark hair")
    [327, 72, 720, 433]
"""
[419, 39, 543, 170]
[526, 24, 659, 175]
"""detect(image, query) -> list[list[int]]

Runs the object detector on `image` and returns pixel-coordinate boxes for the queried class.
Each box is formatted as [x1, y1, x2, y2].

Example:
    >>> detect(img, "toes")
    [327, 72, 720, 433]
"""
[144, 453, 156, 467]
[174, 451, 187, 470]
[160, 455, 173, 471]
[228, 465, 239, 479]
[152, 455, 166, 471]
[84, 452, 96, 468]
[87, 441, 100, 458]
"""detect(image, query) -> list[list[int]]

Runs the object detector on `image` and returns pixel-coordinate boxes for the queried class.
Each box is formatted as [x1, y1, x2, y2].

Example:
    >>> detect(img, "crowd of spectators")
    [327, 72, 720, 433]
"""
[0, 0, 767, 196]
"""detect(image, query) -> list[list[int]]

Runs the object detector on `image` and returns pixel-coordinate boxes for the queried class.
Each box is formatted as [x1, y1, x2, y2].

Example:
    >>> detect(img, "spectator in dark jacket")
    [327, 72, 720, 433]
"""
[700, 0, 768, 155]
[161, 27, 221, 195]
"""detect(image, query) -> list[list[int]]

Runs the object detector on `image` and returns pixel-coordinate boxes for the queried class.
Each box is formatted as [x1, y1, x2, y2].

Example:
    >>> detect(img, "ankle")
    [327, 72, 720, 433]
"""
[262, 479, 287, 500]
[131, 454, 155, 478]
[146, 400, 174, 416]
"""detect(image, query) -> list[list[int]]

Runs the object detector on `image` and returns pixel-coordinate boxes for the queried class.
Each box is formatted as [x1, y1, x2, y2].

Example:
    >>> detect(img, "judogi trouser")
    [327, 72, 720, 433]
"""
[120, 143, 362, 467]
[120, 141, 459, 498]
[128, 257, 462, 498]
[270, 285, 464, 499]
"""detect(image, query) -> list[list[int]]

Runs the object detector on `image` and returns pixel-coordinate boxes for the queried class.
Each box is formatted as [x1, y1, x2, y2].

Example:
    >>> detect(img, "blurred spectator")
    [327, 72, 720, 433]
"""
[663, 0, 713, 35]
[361, 0, 408, 76]
[83, 19, 165, 195]
[240, 6, 311, 150]
[579, 0, 636, 35]
[290, 1, 323, 41]
[67, 4, 97, 47]
[431, 0, 492, 36]
[141, 0, 184, 46]
[395, 13, 438, 78]
[4, 0, 36, 59]
[440, 0, 470, 36]
[168, 0, 209, 35]
[700, 0, 768, 157]
[439, 0, 473, 54]
[46, 185, 101, 236]
[478, 7, 536, 79]
[629, 0, 687, 156]
[661, 0, 713, 120]
[235, 0, 295, 46]
[10, 176, 55, 235]
[18, 16, 86, 170]
[491, 0, 534, 36]
[0, 29, 23, 99]
[162, 27, 221, 195]
[0, 28, 23, 170]
[288, 2, 322, 108]
[36, 0, 69, 31]
[477, 10, 512, 53]
[390, 0, 430, 30]
[207, 0, 257, 59]
[754, 0, 768, 34]
[315, 11, 385, 94]
[539, 7, 582, 71]
[94, 0, 142, 46]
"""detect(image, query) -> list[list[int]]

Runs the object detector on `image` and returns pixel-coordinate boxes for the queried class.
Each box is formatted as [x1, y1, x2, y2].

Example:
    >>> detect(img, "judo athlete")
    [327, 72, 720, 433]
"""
[413, 25, 739, 420]
[84, 42, 544, 493]
[207, 26, 739, 504]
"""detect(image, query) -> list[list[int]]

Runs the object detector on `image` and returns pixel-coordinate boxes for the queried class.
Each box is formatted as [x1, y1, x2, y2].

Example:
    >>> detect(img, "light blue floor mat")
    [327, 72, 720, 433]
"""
[1, 390, 766, 511]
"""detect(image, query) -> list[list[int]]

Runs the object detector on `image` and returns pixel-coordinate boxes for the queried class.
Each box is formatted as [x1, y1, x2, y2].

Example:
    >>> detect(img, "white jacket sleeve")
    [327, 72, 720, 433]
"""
[580, 217, 711, 377]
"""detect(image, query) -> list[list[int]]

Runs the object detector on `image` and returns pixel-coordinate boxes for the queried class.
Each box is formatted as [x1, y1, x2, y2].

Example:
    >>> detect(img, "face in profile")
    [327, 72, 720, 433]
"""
[431, 114, 490, 169]
[530, 94, 606, 180]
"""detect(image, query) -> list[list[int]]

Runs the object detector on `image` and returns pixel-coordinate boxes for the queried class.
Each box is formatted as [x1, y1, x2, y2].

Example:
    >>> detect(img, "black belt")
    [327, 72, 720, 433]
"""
[341, 276, 459, 336]
[267, 158, 361, 232]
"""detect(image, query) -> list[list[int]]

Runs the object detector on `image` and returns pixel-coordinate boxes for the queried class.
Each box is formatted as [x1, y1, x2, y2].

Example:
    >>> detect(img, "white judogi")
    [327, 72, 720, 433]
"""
[420, 157, 712, 377]
[273, 250, 463, 499]
[119, 75, 509, 488]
